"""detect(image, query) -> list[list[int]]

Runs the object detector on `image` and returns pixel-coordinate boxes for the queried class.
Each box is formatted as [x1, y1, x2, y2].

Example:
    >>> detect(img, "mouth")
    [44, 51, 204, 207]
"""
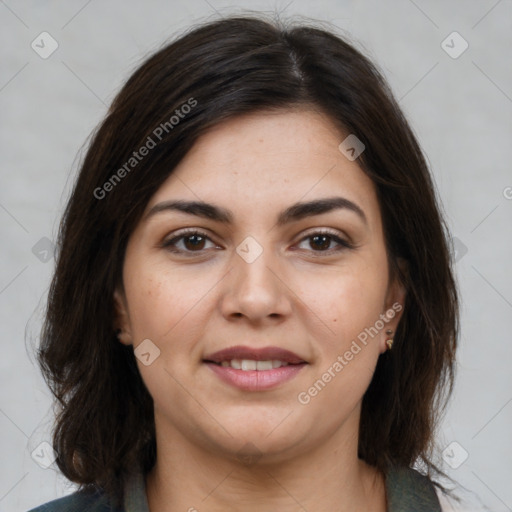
[203, 345, 308, 391]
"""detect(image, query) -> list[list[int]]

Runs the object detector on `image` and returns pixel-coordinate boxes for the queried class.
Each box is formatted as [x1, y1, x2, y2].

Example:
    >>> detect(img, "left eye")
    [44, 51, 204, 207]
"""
[296, 232, 352, 252]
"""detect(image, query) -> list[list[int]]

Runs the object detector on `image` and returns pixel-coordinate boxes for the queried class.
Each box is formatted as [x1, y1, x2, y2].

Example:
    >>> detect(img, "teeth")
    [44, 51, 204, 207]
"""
[256, 360, 273, 371]
[241, 359, 257, 371]
[219, 359, 289, 370]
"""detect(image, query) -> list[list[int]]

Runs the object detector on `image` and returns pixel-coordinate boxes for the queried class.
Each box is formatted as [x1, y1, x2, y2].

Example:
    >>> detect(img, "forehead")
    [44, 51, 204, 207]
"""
[146, 109, 380, 225]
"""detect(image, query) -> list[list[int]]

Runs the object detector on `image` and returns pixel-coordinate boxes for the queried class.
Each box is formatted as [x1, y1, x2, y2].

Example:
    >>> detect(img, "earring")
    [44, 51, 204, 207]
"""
[385, 329, 393, 351]
[115, 328, 122, 338]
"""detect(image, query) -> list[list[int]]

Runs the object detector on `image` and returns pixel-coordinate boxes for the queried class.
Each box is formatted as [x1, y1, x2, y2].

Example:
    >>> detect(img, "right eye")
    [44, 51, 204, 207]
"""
[162, 229, 220, 256]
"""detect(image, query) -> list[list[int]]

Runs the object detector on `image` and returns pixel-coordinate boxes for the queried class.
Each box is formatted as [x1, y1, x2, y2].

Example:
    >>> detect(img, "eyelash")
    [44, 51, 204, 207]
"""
[161, 228, 354, 257]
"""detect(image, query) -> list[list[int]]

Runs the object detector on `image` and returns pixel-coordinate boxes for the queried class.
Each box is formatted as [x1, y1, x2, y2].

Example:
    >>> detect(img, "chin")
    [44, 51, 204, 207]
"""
[202, 411, 306, 461]
[221, 436, 302, 468]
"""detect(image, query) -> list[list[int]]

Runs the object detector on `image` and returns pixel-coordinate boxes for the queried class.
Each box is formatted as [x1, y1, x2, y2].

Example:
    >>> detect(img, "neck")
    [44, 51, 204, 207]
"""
[145, 414, 386, 511]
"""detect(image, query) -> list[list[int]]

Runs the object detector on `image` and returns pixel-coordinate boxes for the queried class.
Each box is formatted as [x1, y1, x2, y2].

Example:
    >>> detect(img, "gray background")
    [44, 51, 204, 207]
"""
[1, 0, 511, 510]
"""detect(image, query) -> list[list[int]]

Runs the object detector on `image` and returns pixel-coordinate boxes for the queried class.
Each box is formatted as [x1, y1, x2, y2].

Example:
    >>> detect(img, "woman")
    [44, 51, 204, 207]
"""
[30, 13, 458, 512]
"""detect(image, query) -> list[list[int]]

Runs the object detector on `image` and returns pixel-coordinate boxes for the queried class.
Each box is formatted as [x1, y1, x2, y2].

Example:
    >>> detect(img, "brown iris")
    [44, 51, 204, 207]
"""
[309, 234, 331, 251]
[183, 234, 206, 251]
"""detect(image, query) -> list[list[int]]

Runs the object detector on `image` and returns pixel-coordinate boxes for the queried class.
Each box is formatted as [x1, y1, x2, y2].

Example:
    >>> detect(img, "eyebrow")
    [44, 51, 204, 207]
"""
[144, 196, 367, 226]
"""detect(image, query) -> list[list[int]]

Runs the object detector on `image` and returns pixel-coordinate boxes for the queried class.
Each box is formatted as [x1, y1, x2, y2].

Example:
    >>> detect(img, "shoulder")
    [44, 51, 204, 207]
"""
[386, 466, 443, 512]
[26, 488, 118, 512]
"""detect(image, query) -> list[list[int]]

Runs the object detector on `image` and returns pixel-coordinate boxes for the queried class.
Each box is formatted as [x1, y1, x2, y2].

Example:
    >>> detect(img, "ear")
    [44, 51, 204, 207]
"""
[113, 287, 133, 346]
[380, 258, 407, 353]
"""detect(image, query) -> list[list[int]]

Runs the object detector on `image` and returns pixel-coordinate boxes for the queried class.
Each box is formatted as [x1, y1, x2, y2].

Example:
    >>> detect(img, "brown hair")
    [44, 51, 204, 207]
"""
[37, 13, 458, 506]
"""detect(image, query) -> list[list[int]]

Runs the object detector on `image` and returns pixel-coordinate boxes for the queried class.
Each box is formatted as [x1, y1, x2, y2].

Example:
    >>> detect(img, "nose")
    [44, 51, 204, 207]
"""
[220, 243, 293, 324]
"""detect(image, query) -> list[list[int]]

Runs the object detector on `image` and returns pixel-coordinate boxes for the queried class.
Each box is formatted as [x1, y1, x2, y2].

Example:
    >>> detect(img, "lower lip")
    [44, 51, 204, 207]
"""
[205, 362, 306, 391]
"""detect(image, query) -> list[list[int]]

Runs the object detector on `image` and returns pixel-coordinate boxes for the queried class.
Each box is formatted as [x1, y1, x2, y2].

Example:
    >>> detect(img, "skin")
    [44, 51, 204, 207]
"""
[114, 108, 406, 511]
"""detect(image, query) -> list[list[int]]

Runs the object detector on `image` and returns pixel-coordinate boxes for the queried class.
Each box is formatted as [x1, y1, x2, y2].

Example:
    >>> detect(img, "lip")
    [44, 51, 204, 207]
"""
[203, 345, 307, 364]
[203, 345, 308, 391]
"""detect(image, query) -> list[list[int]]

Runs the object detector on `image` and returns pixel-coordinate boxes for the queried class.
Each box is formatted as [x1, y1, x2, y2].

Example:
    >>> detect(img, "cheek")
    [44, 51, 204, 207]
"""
[297, 262, 387, 345]
[296, 270, 385, 419]
[124, 272, 167, 339]
[123, 259, 216, 346]
[124, 263, 210, 396]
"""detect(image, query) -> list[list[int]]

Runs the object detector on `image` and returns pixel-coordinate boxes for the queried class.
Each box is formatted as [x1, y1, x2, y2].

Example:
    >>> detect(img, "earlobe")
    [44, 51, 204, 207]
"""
[381, 261, 407, 354]
[113, 288, 133, 345]
[385, 329, 394, 351]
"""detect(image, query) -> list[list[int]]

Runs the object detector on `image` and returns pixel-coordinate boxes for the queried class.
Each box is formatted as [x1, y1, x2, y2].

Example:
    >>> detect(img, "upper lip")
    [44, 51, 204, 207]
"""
[204, 345, 307, 364]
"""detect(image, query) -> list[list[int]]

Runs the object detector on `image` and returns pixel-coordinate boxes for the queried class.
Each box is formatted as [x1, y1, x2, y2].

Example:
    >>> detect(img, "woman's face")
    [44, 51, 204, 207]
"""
[115, 109, 405, 463]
